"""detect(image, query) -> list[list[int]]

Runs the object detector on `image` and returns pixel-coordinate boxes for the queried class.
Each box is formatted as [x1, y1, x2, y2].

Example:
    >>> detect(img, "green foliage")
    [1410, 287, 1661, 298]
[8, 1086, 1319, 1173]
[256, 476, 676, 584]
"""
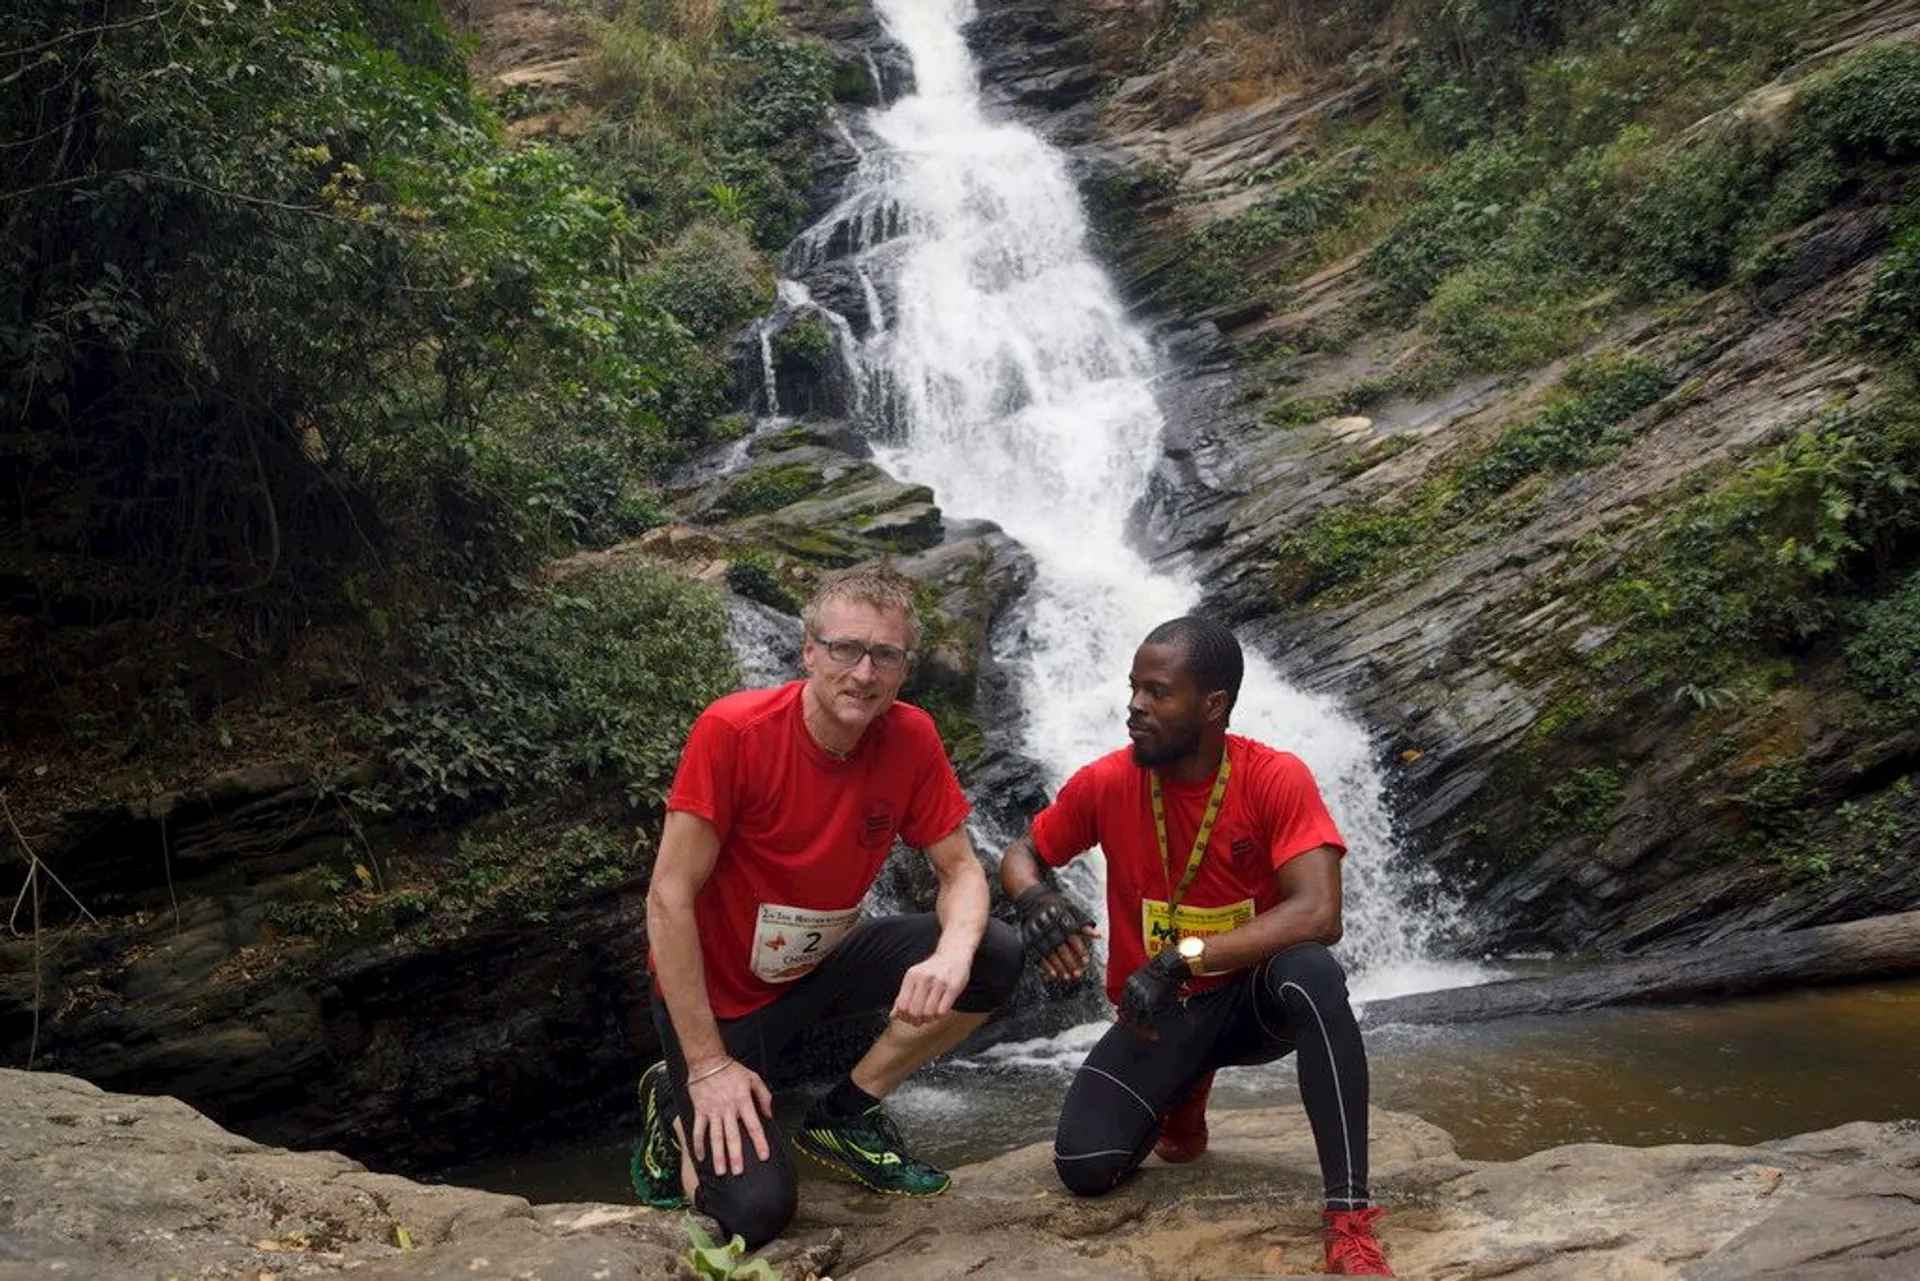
[1165, 155, 1375, 308]
[1508, 764, 1625, 864]
[1616, 129, 1776, 296]
[1599, 401, 1920, 685]
[1272, 481, 1453, 600]
[365, 565, 737, 815]
[1847, 214, 1920, 376]
[1458, 354, 1674, 498]
[725, 547, 799, 610]
[448, 819, 636, 925]
[1789, 41, 1920, 165]
[642, 222, 773, 339]
[577, 5, 832, 249]
[681, 1215, 778, 1280]
[1736, 758, 1829, 878]
[1364, 142, 1545, 314]
[0, 0, 744, 631]
[1846, 569, 1920, 726]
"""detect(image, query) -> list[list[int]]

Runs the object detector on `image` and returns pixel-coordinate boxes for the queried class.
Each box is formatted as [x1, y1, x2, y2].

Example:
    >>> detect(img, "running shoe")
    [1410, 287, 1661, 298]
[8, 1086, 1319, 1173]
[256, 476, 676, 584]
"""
[1323, 1206, 1393, 1276]
[793, 1102, 951, 1197]
[1153, 1069, 1215, 1163]
[630, 1060, 690, 1210]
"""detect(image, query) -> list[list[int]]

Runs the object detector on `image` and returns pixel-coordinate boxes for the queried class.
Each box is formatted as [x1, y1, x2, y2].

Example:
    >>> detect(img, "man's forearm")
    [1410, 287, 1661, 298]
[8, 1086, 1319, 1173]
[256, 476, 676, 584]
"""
[933, 869, 989, 958]
[999, 833, 1048, 898]
[647, 885, 728, 1069]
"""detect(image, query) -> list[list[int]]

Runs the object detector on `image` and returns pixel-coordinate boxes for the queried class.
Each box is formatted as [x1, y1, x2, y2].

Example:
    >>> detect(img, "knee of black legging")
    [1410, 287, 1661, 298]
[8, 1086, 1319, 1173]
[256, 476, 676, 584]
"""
[1053, 1146, 1131, 1198]
[698, 1171, 797, 1251]
[960, 918, 1023, 1010]
[1262, 941, 1349, 1002]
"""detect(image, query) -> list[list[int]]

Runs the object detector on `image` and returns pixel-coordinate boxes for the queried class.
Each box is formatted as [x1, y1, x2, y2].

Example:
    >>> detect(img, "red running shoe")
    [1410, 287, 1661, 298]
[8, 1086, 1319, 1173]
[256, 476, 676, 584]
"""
[1323, 1206, 1393, 1276]
[1152, 1070, 1214, 1164]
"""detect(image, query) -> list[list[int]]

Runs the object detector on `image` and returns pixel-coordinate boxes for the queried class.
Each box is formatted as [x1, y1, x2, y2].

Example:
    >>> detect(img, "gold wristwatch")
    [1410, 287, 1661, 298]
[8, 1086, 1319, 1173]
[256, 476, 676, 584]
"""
[1177, 934, 1207, 976]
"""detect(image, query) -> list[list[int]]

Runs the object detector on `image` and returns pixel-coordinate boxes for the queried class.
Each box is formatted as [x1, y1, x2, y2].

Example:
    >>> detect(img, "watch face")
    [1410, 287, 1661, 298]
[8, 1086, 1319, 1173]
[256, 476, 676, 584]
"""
[1179, 937, 1205, 961]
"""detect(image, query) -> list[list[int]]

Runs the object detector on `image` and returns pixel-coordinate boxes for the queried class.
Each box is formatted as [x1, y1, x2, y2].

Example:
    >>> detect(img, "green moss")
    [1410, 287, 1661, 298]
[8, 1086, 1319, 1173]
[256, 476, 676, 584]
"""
[717, 462, 822, 516]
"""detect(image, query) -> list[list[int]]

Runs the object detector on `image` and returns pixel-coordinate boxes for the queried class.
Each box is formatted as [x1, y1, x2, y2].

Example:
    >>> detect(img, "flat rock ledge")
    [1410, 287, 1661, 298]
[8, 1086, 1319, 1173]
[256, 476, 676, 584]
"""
[3, 1069, 1915, 1280]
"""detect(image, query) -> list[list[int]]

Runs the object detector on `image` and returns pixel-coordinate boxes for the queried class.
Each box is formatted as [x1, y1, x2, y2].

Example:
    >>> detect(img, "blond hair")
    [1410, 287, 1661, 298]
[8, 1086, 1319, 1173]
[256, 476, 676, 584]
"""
[802, 562, 920, 649]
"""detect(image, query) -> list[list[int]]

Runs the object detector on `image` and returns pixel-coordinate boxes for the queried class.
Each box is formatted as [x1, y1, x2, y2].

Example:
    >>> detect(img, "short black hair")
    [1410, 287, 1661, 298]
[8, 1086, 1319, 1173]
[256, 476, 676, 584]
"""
[1143, 616, 1244, 715]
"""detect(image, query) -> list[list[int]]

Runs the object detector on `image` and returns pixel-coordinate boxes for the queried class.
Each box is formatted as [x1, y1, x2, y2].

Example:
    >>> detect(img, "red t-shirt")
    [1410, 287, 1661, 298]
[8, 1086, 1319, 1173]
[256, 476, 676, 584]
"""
[1030, 735, 1345, 1006]
[660, 680, 971, 1018]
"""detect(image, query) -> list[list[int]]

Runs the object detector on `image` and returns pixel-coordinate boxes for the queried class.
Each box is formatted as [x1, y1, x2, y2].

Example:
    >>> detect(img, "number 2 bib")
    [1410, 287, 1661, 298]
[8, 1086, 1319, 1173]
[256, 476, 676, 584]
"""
[750, 902, 861, 983]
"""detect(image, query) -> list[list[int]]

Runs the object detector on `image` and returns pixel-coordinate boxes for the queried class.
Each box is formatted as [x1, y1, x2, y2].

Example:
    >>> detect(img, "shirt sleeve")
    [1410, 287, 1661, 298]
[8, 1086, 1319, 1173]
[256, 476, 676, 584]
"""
[897, 712, 972, 848]
[1263, 751, 1347, 870]
[665, 708, 739, 841]
[1028, 760, 1105, 868]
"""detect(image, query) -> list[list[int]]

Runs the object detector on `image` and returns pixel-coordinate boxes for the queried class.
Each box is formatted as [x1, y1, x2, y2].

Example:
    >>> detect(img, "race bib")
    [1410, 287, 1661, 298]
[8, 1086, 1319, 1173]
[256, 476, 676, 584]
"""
[1142, 898, 1256, 964]
[750, 902, 861, 983]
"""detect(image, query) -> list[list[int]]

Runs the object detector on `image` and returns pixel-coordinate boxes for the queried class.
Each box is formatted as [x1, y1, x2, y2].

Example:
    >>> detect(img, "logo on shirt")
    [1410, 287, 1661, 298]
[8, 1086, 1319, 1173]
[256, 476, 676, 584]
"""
[1230, 836, 1262, 874]
[859, 804, 897, 849]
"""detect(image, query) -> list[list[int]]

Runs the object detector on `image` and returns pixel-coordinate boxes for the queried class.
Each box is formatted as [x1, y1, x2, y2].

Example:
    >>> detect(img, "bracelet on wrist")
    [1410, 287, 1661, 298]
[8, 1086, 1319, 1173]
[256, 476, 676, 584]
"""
[687, 1057, 735, 1086]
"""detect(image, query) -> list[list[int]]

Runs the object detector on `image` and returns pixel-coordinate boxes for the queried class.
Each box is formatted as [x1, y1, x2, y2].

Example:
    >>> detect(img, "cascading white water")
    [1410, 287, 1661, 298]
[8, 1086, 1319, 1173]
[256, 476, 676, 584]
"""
[811, 0, 1475, 999]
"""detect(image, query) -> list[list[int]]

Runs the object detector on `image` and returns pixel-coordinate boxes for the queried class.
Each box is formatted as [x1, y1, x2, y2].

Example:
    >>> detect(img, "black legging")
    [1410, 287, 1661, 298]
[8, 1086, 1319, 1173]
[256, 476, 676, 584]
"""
[1051, 942, 1371, 1209]
[651, 913, 1023, 1248]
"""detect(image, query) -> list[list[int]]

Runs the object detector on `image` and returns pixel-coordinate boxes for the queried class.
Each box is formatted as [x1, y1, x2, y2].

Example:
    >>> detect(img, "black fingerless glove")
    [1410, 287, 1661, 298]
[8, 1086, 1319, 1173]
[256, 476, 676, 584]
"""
[1118, 946, 1191, 1035]
[1013, 883, 1094, 961]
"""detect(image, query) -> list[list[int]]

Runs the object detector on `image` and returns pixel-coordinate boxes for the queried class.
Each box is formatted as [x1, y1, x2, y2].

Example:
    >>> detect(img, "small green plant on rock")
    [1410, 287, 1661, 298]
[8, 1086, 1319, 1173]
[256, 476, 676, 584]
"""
[681, 1215, 778, 1280]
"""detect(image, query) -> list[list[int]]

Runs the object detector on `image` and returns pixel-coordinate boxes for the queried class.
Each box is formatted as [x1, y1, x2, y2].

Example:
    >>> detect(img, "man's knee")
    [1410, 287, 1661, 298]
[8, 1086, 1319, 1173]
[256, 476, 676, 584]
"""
[696, 1155, 798, 1251]
[1261, 941, 1349, 1003]
[959, 918, 1023, 1010]
[1052, 1145, 1133, 1197]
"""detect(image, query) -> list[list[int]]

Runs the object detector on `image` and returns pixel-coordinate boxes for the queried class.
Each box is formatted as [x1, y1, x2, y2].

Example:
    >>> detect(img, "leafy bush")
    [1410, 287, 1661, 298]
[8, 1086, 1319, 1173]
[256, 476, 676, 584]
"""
[1602, 403, 1920, 665]
[367, 565, 737, 815]
[1616, 129, 1776, 296]
[1789, 41, 1920, 164]
[644, 222, 774, 338]
[1364, 142, 1545, 313]
[725, 547, 798, 610]
[1846, 569, 1920, 725]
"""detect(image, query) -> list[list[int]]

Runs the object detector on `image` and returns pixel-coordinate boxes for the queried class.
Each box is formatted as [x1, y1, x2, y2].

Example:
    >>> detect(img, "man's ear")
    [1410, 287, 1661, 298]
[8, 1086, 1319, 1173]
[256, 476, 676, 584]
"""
[1204, 689, 1230, 725]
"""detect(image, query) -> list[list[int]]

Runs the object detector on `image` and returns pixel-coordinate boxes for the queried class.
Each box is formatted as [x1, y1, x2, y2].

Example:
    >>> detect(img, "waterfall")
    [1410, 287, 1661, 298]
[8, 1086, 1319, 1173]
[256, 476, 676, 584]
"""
[799, 0, 1472, 999]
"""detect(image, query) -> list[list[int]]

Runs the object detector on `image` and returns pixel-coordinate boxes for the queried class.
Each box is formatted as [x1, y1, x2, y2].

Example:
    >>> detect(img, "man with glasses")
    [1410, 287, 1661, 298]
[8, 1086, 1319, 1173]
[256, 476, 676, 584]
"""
[633, 563, 1020, 1249]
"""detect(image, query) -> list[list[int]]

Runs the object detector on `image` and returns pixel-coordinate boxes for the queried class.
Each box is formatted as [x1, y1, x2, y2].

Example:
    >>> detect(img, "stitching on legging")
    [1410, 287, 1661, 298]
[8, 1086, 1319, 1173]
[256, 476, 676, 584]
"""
[1079, 1064, 1159, 1121]
[1052, 1146, 1138, 1163]
[1281, 978, 1356, 1205]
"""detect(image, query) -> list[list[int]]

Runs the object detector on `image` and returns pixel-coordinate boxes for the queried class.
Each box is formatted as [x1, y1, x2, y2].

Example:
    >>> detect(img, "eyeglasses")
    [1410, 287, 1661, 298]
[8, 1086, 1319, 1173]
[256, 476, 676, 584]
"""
[812, 634, 914, 673]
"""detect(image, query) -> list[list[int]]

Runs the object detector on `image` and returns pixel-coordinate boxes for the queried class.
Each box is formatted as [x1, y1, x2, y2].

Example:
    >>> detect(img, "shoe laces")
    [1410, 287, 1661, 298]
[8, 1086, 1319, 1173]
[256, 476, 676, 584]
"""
[1325, 1207, 1389, 1273]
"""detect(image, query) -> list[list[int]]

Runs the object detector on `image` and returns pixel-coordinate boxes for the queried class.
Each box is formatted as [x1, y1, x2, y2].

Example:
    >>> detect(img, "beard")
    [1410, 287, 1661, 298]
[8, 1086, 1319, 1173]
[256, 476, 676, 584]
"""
[1130, 725, 1200, 769]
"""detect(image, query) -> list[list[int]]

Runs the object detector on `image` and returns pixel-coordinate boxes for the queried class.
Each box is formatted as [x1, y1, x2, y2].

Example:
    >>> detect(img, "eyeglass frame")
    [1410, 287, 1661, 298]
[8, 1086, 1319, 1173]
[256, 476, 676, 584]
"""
[809, 632, 916, 673]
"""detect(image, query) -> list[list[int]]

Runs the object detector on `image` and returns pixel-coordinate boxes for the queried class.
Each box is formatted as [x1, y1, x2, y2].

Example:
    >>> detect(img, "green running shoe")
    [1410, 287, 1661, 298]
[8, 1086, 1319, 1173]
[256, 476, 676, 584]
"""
[793, 1102, 951, 1198]
[630, 1061, 690, 1210]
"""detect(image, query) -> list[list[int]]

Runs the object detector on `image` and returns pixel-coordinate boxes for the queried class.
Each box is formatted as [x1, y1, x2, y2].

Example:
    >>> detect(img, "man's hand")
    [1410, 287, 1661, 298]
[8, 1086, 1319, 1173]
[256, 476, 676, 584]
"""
[891, 947, 971, 1026]
[1118, 947, 1191, 1041]
[1014, 884, 1099, 980]
[685, 1058, 775, 1177]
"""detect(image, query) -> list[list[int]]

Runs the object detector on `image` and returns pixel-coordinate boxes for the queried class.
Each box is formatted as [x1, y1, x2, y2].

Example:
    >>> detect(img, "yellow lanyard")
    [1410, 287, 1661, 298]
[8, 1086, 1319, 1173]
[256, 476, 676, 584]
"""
[1150, 751, 1231, 940]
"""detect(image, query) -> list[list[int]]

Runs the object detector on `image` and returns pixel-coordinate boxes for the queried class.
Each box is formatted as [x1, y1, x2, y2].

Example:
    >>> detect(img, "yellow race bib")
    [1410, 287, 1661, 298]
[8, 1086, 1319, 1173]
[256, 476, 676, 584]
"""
[1142, 898, 1256, 963]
